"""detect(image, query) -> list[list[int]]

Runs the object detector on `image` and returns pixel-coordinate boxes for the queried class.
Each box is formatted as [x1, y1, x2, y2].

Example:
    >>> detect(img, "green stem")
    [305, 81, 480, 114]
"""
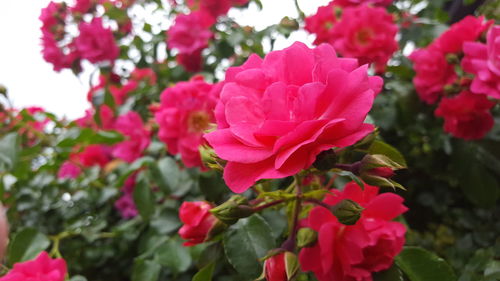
[294, 0, 305, 19]
[252, 199, 286, 212]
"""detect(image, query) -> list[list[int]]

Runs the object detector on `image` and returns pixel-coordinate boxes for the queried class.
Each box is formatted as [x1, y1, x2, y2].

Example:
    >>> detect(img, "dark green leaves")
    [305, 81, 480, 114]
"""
[8, 228, 50, 265]
[132, 259, 161, 281]
[0, 133, 19, 172]
[395, 247, 456, 281]
[192, 262, 215, 281]
[156, 238, 192, 274]
[223, 215, 275, 279]
[133, 181, 155, 220]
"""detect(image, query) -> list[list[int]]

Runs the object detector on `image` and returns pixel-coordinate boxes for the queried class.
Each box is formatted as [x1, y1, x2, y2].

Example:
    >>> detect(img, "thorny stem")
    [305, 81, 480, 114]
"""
[252, 199, 286, 212]
[305, 198, 332, 211]
[282, 176, 303, 251]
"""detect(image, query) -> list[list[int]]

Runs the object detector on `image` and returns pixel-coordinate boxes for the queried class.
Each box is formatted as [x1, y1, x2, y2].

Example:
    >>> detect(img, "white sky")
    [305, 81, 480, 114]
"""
[0, 0, 328, 120]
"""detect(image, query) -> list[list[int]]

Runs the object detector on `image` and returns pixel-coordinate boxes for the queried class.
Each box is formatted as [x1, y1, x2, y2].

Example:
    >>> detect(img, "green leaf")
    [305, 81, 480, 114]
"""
[192, 262, 215, 281]
[223, 215, 275, 279]
[0, 133, 19, 172]
[133, 180, 155, 220]
[69, 276, 88, 281]
[373, 263, 403, 281]
[368, 140, 407, 167]
[8, 228, 50, 265]
[395, 247, 456, 281]
[156, 238, 192, 274]
[132, 259, 161, 281]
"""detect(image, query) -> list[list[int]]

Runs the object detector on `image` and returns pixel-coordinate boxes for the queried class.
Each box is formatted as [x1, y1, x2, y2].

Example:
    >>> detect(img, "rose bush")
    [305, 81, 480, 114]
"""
[0, 0, 498, 281]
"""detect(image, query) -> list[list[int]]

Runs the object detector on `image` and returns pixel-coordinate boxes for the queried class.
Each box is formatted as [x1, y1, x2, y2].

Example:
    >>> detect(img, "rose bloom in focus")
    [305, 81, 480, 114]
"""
[299, 182, 407, 281]
[205, 42, 382, 193]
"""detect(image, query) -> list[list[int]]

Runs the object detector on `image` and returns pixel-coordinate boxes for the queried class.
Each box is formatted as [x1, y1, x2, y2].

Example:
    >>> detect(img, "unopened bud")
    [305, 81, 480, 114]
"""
[359, 154, 405, 189]
[279, 17, 299, 30]
[332, 199, 364, 225]
[258, 251, 298, 281]
[445, 53, 459, 64]
[296, 228, 317, 248]
[210, 195, 253, 225]
[313, 149, 337, 171]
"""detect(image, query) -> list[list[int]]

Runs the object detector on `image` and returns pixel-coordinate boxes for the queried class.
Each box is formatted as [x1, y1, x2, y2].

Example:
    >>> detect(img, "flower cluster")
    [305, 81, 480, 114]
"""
[166, 0, 249, 72]
[305, 1, 398, 72]
[40, 0, 126, 72]
[205, 42, 381, 193]
[299, 182, 407, 281]
[409, 16, 497, 140]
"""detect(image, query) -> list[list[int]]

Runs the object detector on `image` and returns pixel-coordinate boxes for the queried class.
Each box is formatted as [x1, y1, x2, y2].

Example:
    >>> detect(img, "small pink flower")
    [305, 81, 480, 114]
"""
[432, 16, 492, 55]
[299, 182, 407, 281]
[305, 2, 339, 45]
[435, 91, 494, 140]
[335, 0, 394, 6]
[115, 176, 138, 219]
[409, 47, 456, 104]
[462, 26, 500, 99]
[205, 42, 381, 193]
[75, 17, 120, 63]
[155, 76, 217, 169]
[179, 201, 218, 246]
[74, 144, 111, 168]
[57, 161, 82, 179]
[40, 1, 65, 29]
[112, 111, 150, 163]
[329, 4, 398, 72]
[0, 251, 67, 281]
[167, 11, 214, 55]
[71, 0, 95, 14]
[186, 0, 249, 19]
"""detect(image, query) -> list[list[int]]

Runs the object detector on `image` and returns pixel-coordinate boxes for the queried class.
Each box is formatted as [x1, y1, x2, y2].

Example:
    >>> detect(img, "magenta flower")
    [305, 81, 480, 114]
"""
[205, 42, 382, 193]
[75, 17, 120, 63]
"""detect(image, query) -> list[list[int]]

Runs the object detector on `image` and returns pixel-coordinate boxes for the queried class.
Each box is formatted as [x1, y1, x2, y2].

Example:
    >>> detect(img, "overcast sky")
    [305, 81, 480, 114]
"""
[0, 0, 328, 119]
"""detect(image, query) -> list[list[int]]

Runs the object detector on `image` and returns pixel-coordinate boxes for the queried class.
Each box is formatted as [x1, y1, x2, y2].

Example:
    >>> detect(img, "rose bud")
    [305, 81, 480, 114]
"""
[178, 201, 226, 246]
[332, 199, 364, 225]
[210, 195, 254, 225]
[259, 251, 299, 281]
[359, 154, 406, 189]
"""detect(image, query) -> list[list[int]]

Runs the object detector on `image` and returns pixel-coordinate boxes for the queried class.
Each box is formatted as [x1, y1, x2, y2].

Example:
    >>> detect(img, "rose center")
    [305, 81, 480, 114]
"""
[187, 111, 211, 133]
[355, 28, 374, 46]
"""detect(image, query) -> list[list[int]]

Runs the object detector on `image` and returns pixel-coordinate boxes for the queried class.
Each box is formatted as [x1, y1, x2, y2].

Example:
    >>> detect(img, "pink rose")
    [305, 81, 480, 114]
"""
[409, 47, 456, 104]
[154, 76, 217, 169]
[186, 0, 249, 19]
[39, 1, 65, 29]
[57, 161, 82, 179]
[71, 0, 95, 14]
[299, 182, 407, 281]
[435, 91, 494, 140]
[432, 16, 492, 54]
[75, 17, 120, 63]
[130, 68, 157, 84]
[115, 176, 138, 219]
[329, 4, 398, 72]
[305, 2, 339, 45]
[167, 11, 214, 55]
[74, 144, 111, 168]
[462, 26, 500, 99]
[179, 201, 218, 246]
[112, 111, 151, 163]
[205, 42, 381, 193]
[335, 0, 394, 7]
[0, 251, 67, 281]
